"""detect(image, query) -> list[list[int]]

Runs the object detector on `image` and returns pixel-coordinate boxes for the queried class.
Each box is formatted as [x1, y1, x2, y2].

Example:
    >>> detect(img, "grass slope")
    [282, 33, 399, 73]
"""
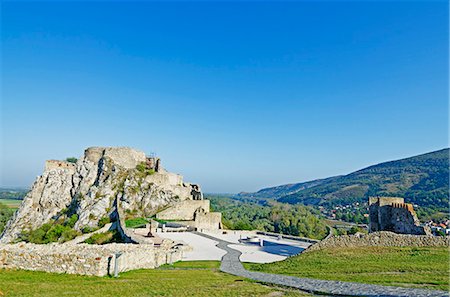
[0, 261, 309, 297]
[245, 246, 450, 291]
[0, 199, 22, 209]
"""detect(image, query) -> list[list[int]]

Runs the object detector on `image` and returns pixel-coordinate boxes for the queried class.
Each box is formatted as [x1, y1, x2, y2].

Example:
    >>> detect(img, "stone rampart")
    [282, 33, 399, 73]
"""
[85, 147, 146, 169]
[305, 231, 450, 252]
[192, 212, 222, 231]
[0, 242, 182, 276]
[156, 200, 210, 221]
[45, 160, 77, 172]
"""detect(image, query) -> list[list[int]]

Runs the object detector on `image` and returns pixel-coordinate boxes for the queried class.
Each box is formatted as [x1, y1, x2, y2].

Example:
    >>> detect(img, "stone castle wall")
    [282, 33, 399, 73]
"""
[305, 231, 450, 252]
[156, 200, 210, 221]
[0, 242, 182, 276]
[85, 147, 147, 169]
[45, 160, 77, 171]
[192, 212, 222, 231]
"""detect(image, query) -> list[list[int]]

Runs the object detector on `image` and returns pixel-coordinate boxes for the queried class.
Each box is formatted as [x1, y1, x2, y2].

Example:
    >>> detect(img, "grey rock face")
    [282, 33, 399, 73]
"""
[0, 147, 201, 243]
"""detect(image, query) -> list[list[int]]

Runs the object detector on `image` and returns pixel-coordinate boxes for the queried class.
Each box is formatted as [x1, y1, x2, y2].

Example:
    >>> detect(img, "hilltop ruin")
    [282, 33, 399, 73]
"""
[0, 147, 221, 276]
[369, 197, 431, 235]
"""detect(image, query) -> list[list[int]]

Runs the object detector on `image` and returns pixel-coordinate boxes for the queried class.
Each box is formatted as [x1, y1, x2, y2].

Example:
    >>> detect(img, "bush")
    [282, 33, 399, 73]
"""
[84, 230, 122, 245]
[21, 213, 81, 244]
[136, 163, 146, 172]
[65, 157, 78, 163]
[27, 228, 47, 244]
[66, 214, 78, 228]
[60, 228, 79, 242]
[24, 222, 80, 244]
[136, 162, 155, 176]
[81, 226, 99, 234]
[98, 216, 110, 228]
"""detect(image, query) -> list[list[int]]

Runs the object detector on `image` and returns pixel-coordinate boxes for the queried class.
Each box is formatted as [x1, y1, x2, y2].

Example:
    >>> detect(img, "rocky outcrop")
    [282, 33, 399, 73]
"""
[0, 147, 203, 243]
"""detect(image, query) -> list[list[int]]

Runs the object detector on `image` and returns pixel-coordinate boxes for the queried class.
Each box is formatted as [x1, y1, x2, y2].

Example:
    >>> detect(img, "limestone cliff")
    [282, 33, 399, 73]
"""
[0, 147, 202, 243]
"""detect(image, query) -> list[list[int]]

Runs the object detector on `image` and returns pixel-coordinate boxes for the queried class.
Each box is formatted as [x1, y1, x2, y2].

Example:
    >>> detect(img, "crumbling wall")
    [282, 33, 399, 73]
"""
[306, 231, 450, 252]
[45, 160, 77, 171]
[192, 212, 222, 231]
[369, 197, 429, 235]
[0, 242, 182, 276]
[156, 200, 210, 221]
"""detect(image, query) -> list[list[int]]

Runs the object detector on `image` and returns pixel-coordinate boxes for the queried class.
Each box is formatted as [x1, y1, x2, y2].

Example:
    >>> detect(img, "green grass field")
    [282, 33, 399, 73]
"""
[0, 199, 22, 209]
[244, 246, 450, 291]
[0, 261, 309, 297]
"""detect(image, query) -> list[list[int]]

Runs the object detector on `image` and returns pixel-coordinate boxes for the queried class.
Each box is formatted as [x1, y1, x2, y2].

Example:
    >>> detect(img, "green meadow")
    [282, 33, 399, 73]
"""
[0, 261, 309, 297]
[245, 246, 450, 291]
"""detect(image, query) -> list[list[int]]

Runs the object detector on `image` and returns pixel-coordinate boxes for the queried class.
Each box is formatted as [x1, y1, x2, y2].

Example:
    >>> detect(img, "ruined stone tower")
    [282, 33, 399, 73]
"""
[369, 197, 431, 235]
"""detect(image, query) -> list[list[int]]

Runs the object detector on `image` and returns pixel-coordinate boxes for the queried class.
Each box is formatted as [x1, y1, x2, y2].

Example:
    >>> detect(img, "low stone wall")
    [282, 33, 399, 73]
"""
[306, 231, 450, 252]
[0, 242, 183, 276]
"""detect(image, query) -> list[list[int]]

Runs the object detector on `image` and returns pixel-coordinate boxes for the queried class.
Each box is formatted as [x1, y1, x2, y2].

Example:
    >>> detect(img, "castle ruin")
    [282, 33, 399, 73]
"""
[369, 197, 431, 235]
[0, 147, 222, 276]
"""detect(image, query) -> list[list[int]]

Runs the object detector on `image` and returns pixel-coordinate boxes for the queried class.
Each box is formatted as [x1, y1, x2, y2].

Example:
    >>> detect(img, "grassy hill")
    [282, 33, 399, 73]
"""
[0, 261, 308, 297]
[238, 149, 449, 213]
[245, 246, 449, 291]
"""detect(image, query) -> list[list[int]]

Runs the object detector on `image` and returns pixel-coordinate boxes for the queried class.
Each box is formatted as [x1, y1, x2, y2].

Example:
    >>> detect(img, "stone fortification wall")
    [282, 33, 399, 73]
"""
[45, 160, 77, 171]
[156, 200, 210, 221]
[145, 172, 191, 200]
[192, 212, 222, 231]
[0, 242, 182, 276]
[368, 197, 404, 207]
[305, 231, 450, 253]
[85, 147, 147, 169]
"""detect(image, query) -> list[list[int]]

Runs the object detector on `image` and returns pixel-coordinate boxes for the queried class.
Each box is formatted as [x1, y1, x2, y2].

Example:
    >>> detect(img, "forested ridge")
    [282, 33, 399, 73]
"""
[238, 149, 449, 216]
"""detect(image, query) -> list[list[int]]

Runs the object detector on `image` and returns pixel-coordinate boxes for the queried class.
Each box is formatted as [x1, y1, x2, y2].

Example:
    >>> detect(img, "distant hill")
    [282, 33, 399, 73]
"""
[237, 149, 449, 209]
[237, 176, 340, 200]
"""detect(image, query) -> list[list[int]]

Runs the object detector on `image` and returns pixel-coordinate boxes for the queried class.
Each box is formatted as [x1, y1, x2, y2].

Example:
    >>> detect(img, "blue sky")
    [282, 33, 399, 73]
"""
[1, 1, 448, 193]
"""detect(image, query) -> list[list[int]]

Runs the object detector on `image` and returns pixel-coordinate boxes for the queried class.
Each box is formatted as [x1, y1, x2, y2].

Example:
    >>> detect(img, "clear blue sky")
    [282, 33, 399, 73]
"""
[1, 1, 448, 193]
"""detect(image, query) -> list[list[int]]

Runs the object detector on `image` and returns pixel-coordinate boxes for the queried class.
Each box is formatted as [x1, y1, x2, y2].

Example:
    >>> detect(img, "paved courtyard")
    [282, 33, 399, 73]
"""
[157, 230, 310, 263]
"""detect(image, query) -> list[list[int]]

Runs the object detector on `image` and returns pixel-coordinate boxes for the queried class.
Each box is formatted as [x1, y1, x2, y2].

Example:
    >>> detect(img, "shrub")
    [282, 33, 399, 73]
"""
[66, 214, 78, 228]
[98, 216, 110, 228]
[27, 228, 47, 244]
[81, 226, 99, 234]
[136, 162, 155, 176]
[60, 228, 79, 242]
[65, 157, 78, 163]
[45, 224, 67, 242]
[84, 230, 122, 245]
[24, 222, 80, 244]
[136, 163, 146, 172]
